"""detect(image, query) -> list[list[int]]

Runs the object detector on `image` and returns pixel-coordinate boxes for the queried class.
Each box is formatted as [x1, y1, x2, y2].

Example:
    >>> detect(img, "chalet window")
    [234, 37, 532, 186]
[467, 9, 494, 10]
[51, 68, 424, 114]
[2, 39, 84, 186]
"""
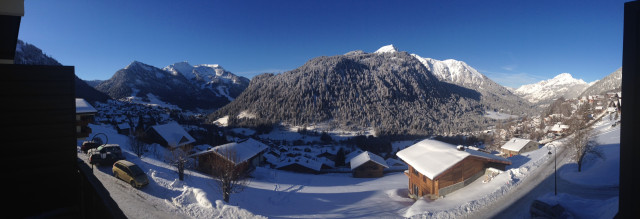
[412, 184, 419, 196]
[423, 175, 426, 182]
[412, 167, 418, 176]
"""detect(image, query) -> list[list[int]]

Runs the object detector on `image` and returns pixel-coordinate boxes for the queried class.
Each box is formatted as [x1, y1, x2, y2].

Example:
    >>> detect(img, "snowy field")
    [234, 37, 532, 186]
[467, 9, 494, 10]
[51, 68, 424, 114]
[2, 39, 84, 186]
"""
[81, 117, 619, 218]
[484, 111, 518, 120]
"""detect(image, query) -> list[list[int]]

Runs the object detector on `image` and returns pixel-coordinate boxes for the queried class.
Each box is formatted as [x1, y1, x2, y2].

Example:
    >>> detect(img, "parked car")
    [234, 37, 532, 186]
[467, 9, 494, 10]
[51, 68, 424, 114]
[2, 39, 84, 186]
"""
[530, 199, 569, 218]
[80, 141, 100, 153]
[88, 144, 125, 166]
[112, 160, 149, 188]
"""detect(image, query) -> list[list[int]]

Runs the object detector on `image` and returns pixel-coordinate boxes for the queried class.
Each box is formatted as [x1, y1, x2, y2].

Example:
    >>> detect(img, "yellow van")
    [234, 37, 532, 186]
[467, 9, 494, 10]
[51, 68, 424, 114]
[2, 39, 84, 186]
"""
[112, 160, 149, 188]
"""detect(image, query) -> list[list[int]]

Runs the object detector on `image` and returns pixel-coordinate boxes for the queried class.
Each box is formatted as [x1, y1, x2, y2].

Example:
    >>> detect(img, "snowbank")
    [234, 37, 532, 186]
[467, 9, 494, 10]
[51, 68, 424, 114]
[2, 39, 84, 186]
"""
[537, 192, 618, 219]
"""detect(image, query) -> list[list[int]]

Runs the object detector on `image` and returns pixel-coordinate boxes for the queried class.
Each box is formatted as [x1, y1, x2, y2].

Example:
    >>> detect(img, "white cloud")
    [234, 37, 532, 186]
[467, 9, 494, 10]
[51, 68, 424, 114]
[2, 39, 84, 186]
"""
[501, 64, 517, 71]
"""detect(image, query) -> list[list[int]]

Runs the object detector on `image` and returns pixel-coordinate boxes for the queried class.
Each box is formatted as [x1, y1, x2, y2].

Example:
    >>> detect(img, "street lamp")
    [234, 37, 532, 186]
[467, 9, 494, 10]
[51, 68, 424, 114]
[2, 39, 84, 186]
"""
[547, 144, 557, 196]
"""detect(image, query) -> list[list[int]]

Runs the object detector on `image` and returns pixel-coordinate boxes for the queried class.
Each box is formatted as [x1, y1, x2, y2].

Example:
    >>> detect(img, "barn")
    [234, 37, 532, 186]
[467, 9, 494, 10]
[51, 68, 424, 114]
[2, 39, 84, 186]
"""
[349, 151, 389, 178]
[500, 138, 539, 157]
[397, 139, 511, 199]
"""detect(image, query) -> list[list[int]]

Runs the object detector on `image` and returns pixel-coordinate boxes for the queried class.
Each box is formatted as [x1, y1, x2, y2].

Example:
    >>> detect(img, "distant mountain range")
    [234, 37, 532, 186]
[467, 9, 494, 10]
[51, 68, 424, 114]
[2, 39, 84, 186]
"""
[14, 40, 111, 103]
[412, 54, 533, 115]
[163, 61, 249, 102]
[95, 61, 249, 111]
[514, 73, 592, 106]
[15, 40, 621, 133]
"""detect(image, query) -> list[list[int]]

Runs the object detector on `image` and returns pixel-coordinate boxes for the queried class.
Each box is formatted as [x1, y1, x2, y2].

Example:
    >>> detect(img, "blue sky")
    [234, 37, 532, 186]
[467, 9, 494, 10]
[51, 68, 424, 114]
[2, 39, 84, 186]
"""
[19, 0, 626, 88]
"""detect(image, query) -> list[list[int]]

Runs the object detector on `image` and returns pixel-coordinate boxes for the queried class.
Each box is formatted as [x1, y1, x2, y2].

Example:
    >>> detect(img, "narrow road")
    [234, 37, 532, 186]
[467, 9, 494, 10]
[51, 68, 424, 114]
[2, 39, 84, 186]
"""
[467, 118, 619, 219]
[78, 150, 188, 219]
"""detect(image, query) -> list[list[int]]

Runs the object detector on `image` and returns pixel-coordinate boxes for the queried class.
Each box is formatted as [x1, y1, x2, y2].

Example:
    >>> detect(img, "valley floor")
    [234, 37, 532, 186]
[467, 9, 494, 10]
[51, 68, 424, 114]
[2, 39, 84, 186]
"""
[78, 117, 620, 218]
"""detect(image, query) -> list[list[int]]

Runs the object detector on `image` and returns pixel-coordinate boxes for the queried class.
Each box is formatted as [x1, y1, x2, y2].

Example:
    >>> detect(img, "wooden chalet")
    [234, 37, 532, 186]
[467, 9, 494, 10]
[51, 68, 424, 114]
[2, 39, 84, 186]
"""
[75, 98, 97, 140]
[145, 122, 195, 150]
[350, 151, 389, 178]
[500, 138, 539, 157]
[191, 138, 268, 174]
[397, 139, 511, 199]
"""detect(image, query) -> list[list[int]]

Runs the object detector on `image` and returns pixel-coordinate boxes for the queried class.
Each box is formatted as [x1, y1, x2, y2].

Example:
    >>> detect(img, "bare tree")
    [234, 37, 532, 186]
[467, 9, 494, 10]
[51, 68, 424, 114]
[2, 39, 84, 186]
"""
[567, 126, 604, 172]
[209, 148, 250, 203]
[129, 131, 148, 158]
[167, 146, 192, 181]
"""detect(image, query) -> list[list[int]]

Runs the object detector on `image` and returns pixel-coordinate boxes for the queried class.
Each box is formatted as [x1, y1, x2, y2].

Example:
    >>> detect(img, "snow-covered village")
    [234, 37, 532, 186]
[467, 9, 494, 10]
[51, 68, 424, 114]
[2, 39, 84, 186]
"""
[4, 0, 637, 218]
[70, 87, 621, 218]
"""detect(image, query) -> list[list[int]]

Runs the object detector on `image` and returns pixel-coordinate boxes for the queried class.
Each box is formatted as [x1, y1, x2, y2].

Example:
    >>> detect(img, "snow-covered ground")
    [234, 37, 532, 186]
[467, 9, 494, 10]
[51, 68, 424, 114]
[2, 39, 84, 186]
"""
[81, 117, 619, 218]
[484, 111, 518, 120]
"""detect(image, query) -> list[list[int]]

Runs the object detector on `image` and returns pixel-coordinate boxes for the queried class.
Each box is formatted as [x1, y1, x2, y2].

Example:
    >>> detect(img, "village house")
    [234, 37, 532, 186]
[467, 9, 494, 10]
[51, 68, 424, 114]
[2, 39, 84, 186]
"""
[145, 122, 196, 150]
[397, 139, 511, 199]
[349, 151, 389, 178]
[500, 138, 539, 157]
[275, 157, 323, 174]
[549, 123, 570, 135]
[76, 98, 97, 140]
[116, 122, 131, 135]
[191, 138, 268, 174]
[344, 149, 364, 167]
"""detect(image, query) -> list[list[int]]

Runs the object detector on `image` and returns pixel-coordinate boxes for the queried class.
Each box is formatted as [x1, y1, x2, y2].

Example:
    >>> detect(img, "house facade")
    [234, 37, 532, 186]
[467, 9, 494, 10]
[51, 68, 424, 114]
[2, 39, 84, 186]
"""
[350, 151, 388, 178]
[397, 139, 511, 199]
[500, 138, 539, 157]
[76, 98, 97, 140]
[191, 138, 268, 174]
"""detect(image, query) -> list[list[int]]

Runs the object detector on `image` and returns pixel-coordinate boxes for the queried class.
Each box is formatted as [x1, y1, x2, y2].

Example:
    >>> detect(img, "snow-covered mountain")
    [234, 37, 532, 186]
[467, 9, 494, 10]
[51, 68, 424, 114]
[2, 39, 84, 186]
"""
[412, 54, 532, 115]
[14, 40, 111, 103]
[580, 67, 622, 97]
[210, 45, 512, 135]
[163, 62, 249, 101]
[374, 44, 399, 54]
[95, 61, 232, 111]
[514, 73, 590, 105]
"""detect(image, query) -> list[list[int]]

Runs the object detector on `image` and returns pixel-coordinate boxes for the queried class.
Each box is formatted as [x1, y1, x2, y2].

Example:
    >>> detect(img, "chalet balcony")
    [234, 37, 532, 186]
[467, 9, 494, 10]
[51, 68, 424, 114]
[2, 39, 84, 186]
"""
[78, 126, 92, 138]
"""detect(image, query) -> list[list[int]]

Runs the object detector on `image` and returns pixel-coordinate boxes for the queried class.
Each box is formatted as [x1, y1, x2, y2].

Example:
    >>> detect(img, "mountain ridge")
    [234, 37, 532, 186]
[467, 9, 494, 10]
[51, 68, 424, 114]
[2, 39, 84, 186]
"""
[208, 46, 495, 135]
[514, 73, 590, 105]
[14, 40, 111, 103]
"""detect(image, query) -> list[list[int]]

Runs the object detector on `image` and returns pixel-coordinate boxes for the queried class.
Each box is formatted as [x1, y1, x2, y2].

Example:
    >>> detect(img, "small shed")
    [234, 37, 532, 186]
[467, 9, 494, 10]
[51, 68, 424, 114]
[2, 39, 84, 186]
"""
[500, 138, 539, 157]
[350, 151, 389, 178]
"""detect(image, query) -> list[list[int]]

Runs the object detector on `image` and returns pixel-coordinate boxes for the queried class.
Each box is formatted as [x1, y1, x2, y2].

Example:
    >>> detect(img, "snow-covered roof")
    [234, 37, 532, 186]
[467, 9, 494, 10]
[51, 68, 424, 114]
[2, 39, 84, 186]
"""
[195, 138, 268, 165]
[76, 98, 97, 114]
[550, 123, 570, 132]
[396, 139, 510, 180]
[345, 149, 363, 163]
[386, 158, 407, 167]
[500, 138, 536, 152]
[350, 151, 389, 170]
[275, 157, 323, 172]
[117, 123, 130, 129]
[151, 122, 196, 148]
